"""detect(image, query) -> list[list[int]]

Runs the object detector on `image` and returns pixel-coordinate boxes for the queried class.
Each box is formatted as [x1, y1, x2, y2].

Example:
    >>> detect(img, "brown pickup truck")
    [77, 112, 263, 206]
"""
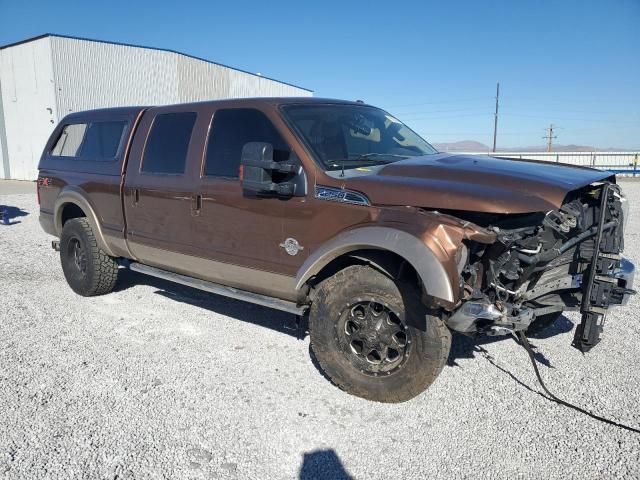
[38, 97, 635, 402]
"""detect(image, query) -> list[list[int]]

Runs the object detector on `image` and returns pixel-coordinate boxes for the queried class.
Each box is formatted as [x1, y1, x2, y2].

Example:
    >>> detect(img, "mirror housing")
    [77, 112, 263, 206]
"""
[240, 142, 301, 196]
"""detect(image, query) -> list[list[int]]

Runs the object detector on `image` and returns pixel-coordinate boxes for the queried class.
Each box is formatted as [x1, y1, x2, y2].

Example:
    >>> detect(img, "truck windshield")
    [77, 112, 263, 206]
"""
[282, 104, 437, 171]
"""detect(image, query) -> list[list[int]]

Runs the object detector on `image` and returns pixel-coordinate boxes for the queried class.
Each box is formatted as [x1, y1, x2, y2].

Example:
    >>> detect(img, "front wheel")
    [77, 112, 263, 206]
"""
[309, 265, 451, 403]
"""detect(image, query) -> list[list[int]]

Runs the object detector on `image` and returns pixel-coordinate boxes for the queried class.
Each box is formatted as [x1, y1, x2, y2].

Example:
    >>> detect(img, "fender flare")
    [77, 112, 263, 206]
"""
[295, 226, 455, 304]
[53, 187, 115, 257]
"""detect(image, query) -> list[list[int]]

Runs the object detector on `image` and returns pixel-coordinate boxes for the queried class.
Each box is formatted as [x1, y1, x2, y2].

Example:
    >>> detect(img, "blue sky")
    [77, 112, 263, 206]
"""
[1, 0, 638, 149]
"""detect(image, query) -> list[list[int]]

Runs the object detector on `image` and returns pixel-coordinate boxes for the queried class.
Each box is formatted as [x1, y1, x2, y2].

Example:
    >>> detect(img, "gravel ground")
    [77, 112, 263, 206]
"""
[1, 181, 640, 479]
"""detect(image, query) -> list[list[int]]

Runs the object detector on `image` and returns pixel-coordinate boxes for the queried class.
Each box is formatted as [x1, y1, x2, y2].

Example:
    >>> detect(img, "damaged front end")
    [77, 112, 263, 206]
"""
[446, 182, 635, 351]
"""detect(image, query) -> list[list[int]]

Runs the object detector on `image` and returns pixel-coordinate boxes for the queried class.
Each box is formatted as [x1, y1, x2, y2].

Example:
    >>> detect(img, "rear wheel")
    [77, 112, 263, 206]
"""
[309, 265, 451, 403]
[60, 218, 118, 296]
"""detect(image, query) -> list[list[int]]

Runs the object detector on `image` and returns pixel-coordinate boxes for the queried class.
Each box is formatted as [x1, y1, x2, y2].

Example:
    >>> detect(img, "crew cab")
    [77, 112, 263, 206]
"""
[38, 98, 635, 402]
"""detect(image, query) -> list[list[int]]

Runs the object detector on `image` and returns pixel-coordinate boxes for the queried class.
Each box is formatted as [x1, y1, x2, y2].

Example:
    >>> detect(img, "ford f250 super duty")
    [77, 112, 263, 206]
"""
[38, 98, 635, 402]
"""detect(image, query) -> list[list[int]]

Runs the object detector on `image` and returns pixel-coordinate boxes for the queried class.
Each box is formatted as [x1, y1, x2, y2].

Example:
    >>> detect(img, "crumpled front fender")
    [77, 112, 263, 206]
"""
[295, 208, 495, 308]
[295, 226, 456, 305]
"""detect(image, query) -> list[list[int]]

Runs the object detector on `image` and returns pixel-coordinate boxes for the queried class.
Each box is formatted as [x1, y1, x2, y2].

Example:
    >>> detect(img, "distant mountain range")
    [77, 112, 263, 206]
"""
[432, 140, 634, 152]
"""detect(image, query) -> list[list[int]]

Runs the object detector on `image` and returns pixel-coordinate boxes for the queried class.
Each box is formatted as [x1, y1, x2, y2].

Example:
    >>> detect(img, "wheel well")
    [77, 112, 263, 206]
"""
[308, 249, 421, 292]
[60, 203, 86, 226]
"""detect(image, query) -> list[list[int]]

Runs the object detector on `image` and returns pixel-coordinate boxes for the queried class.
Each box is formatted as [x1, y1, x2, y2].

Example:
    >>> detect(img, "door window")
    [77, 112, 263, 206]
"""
[142, 112, 197, 174]
[204, 109, 288, 178]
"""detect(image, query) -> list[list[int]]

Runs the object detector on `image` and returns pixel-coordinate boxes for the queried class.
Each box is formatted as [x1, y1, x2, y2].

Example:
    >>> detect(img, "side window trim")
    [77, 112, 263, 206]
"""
[139, 115, 157, 174]
[199, 111, 216, 178]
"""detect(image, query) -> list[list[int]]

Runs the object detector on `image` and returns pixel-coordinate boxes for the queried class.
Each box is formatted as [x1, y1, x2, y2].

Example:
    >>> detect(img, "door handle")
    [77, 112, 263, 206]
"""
[133, 188, 140, 206]
[191, 194, 202, 216]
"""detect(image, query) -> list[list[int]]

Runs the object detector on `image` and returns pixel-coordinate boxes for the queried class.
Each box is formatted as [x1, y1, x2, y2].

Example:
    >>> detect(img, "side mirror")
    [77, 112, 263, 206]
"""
[240, 142, 299, 196]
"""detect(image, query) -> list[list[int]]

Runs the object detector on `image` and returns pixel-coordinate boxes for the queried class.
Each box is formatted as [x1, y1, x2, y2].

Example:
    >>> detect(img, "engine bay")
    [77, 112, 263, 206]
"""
[446, 182, 634, 351]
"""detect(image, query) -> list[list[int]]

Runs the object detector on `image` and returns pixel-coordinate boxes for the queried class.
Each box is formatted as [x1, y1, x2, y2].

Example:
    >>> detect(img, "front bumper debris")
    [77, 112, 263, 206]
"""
[573, 184, 636, 352]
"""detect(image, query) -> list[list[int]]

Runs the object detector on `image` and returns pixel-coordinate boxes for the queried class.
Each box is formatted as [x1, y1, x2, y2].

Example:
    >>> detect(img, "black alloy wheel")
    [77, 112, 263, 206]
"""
[338, 300, 412, 376]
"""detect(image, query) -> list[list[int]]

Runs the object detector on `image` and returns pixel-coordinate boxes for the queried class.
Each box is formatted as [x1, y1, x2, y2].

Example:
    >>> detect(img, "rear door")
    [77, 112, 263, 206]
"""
[123, 105, 206, 269]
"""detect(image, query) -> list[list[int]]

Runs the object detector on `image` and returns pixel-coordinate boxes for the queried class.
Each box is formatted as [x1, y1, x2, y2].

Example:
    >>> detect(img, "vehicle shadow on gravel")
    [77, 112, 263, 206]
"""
[299, 449, 353, 480]
[114, 269, 573, 379]
[114, 269, 305, 338]
[447, 315, 575, 369]
[0, 205, 29, 225]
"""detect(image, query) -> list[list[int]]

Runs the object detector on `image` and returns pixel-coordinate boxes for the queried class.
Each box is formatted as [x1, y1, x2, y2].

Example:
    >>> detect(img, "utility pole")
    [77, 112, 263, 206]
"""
[492, 82, 499, 152]
[543, 124, 557, 152]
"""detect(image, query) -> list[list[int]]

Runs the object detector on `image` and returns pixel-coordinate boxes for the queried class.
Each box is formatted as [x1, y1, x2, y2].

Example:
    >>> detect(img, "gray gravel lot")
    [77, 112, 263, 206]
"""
[1, 180, 640, 479]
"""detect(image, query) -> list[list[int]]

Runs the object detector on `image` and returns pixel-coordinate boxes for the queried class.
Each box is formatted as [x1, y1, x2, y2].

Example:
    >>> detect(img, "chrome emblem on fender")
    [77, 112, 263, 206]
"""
[315, 186, 370, 206]
[280, 238, 304, 256]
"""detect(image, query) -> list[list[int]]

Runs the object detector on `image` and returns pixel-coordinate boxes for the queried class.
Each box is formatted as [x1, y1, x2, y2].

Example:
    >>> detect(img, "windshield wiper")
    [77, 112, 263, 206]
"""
[327, 153, 409, 177]
[356, 153, 409, 160]
[327, 153, 407, 167]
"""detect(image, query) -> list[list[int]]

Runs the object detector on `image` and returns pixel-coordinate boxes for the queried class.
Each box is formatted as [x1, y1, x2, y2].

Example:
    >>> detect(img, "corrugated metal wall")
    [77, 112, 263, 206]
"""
[176, 55, 306, 102]
[51, 36, 310, 116]
[0, 35, 311, 180]
[50, 37, 180, 115]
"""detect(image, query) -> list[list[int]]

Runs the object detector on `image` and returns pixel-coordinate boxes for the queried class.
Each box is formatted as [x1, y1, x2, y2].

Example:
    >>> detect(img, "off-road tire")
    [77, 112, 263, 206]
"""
[60, 218, 118, 296]
[309, 265, 451, 403]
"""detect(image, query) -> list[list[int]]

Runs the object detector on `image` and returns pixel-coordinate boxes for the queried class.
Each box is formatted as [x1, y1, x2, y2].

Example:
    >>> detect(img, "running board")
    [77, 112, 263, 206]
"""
[128, 262, 307, 316]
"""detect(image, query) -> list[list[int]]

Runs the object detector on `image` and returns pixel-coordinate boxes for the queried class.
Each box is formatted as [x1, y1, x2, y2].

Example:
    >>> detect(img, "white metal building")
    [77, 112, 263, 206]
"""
[0, 34, 312, 180]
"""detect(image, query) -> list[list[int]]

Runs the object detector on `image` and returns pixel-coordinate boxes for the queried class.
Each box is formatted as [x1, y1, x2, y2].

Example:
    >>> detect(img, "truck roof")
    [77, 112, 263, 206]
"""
[61, 106, 146, 123]
[151, 97, 368, 108]
[60, 98, 370, 122]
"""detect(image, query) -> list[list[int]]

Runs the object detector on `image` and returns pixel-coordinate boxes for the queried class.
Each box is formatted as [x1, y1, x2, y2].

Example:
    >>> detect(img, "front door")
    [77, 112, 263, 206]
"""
[190, 107, 303, 299]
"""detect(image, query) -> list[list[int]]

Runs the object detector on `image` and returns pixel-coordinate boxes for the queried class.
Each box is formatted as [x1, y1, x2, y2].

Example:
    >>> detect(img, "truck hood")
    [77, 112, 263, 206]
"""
[345, 153, 612, 213]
